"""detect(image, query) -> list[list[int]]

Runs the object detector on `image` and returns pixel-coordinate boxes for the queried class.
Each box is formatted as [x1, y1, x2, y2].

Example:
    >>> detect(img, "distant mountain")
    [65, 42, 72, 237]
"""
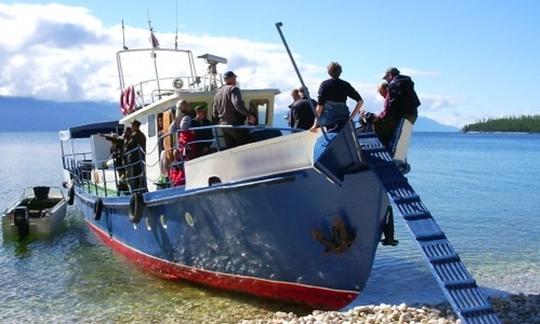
[0, 96, 458, 132]
[414, 116, 458, 132]
[272, 112, 458, 132]
[0, 96, 119, 132]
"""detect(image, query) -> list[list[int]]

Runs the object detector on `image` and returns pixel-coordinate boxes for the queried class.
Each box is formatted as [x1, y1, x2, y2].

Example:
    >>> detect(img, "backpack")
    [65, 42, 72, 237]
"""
[391, 76, 421, 115]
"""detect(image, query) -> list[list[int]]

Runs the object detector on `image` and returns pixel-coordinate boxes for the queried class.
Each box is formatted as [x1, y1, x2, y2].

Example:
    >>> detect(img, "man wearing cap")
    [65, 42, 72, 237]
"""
[191, 105, 213, 156]
[212, 71, 250, 148]
[382, 67, 420, 124]
[369, 67, 421, 146]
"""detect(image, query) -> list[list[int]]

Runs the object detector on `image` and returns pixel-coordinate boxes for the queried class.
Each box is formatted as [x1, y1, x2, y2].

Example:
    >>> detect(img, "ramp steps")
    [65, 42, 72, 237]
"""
[357, 132, 500, 324]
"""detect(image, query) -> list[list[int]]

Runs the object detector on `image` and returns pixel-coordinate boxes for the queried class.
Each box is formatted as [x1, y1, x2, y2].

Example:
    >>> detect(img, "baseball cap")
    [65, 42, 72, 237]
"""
[383, 67, 400, 79]
[223, 71, 237, 79]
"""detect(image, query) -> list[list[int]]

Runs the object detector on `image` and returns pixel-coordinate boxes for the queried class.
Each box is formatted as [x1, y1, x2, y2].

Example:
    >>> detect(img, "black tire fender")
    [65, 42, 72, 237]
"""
[67, 185, 75, 205]
[129, 192, 144, 224]
[93, 197, 104, 221]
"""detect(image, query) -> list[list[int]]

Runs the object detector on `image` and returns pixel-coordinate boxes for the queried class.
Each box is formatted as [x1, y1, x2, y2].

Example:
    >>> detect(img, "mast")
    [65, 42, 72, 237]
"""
[175, 0, 179, 50]
[147, 13, 162, 99]
[122, 19, 128, 50]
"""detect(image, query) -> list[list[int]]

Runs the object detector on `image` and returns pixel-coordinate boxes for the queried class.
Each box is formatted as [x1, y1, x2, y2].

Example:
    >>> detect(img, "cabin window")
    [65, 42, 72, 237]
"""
[157, 113, 164, 131]
[148, 114, 156, 137]
[249, 99, 269, 125]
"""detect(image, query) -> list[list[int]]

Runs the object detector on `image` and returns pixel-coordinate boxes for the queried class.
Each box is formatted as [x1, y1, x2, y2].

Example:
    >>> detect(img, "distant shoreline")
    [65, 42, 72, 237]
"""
[462, 130, 539, 134]
[461, 115, 540, 133]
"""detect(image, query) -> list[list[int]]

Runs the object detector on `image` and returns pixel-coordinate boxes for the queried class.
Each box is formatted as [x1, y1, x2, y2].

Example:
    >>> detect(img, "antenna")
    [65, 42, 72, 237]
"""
[121, 19, 128, 50]
[147, 10, 152, 31]
[146, 10, 162, 98]
[175, 0, 179, 50]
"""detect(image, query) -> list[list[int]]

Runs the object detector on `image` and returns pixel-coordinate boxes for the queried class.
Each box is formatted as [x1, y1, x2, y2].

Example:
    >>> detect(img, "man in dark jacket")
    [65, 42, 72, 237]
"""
[191, 105, 213, 156]
[212, 71, 250, 149]
[289, 86, 316, 130]
[372, 67, 421, 146]
[383, 67, 420, 123]
[125, 119, 147, 191]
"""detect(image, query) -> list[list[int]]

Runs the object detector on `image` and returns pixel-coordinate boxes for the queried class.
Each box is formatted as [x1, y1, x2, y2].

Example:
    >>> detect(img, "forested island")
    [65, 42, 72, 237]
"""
[462, 115, 540, 133]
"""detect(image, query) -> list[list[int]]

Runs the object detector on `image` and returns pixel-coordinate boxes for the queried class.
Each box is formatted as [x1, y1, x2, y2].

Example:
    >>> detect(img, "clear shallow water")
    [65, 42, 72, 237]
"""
[1, 132, 539, 321]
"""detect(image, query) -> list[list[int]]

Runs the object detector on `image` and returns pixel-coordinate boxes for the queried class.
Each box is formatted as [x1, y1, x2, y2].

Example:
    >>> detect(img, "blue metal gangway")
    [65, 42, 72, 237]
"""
[357, 131, 501, 324]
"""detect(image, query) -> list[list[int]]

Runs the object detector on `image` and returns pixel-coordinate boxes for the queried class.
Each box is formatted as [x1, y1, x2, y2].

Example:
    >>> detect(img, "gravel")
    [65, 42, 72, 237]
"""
[239, 293, 539, 324]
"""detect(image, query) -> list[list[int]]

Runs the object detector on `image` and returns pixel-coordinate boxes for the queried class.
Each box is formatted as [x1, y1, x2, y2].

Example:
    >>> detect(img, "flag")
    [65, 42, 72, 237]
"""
[149, 31, 160, 49]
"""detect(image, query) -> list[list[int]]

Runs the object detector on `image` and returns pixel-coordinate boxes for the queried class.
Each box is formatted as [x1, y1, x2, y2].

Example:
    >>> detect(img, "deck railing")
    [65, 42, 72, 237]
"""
[62, 125, 302, 197]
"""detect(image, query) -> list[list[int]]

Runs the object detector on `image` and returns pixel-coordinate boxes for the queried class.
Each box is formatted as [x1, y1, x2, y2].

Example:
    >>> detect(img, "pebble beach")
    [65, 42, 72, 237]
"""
[241, 294, 539, 324]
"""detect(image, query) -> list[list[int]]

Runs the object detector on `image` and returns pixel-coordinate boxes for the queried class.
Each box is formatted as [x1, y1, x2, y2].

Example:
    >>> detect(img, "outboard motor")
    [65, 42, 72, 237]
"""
[13, 206, 29, 238]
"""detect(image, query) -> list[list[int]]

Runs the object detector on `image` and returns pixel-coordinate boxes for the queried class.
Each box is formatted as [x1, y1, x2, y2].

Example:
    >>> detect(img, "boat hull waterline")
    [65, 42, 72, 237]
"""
[74, 168, 389, 309]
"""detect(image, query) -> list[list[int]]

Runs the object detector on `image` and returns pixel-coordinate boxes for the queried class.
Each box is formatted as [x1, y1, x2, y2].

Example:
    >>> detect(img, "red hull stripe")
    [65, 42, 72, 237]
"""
[86, 221, 358, 310]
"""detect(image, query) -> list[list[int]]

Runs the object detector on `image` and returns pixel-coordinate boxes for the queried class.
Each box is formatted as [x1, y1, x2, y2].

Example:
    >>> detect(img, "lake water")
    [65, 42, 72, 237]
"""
[0, 132, 539, 322]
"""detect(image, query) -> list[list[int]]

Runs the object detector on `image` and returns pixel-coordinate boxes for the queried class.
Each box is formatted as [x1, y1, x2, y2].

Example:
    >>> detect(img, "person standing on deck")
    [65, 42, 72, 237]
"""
[191, 105, 213, 156]
[125, 120, 147, 191]
[311, 62, 364, 132]
[212, 71, 250, 149]
[291, 86, 316, 130]
[170, 99, 194, 133]
[363, 67, 421, 146]
[287, 88, 301, 128]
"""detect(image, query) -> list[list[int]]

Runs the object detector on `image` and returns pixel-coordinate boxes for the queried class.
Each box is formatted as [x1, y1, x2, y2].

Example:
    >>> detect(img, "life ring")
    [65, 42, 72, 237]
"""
[120, 85, 135, 116]
[67, 184, 75, 205]
[93, 198, 103, 221]
[129, 192, 144, 224]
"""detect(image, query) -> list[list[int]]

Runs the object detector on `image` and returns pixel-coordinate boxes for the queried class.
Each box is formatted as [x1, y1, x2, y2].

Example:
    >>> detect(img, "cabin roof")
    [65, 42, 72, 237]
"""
[59, 121, 124, 140]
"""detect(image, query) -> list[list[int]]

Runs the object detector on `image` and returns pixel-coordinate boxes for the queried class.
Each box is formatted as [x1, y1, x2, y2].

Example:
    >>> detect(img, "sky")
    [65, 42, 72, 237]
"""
[1, 1, 539, 127]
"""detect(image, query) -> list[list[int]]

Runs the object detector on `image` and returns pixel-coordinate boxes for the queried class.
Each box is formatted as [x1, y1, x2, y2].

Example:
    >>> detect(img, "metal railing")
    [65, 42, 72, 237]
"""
[62, 124, 304, 197]
[130, 74, 225, 109]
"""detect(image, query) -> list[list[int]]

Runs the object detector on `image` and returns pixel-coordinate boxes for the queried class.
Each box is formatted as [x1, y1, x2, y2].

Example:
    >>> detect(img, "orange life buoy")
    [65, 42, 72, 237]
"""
[120, 85, 135, 115]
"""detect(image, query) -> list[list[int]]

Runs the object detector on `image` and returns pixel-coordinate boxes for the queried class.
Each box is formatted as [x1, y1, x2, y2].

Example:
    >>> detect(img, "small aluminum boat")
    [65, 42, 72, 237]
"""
[2, 186, 68, 238]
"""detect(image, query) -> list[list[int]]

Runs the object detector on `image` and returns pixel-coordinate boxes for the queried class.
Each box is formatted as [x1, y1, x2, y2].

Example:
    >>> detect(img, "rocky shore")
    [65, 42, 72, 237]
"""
[240, 294, 539, 324]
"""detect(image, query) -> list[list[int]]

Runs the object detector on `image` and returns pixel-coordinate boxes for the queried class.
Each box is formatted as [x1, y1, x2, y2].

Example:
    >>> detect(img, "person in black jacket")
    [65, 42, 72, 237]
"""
[311, 62, 364, 132]
[371, 67, 421, 146]
[382, 67, 420, 124]
[125, 120, 147, 191]
[292, 86, 316, 130]
[191, 105, 213, 156]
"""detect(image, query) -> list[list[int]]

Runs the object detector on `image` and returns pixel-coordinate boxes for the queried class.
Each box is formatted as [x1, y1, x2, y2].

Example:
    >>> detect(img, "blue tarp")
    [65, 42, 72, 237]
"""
[59, 121, 123, 140]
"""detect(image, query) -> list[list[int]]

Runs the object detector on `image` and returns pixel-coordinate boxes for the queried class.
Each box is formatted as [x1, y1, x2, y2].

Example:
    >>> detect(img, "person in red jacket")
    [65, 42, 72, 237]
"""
[168, 149, 186, 187]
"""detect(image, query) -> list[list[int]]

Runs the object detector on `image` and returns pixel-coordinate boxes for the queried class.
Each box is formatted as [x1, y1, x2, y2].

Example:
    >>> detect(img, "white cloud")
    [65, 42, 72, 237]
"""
[399, 68, 440, 78]
[1, 3, 471, 127]
[0, 2, 322, 109]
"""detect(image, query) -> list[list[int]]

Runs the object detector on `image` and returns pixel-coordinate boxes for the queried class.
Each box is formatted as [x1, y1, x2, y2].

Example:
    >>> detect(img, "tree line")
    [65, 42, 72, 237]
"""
[461, 115, 540, 133]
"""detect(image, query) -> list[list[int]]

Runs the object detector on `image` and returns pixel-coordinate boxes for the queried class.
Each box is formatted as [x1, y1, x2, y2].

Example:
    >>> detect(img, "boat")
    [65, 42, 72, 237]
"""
[59, 26, 393, 309]
[58, 21, 501, 323]
[2, 186, 68, 238]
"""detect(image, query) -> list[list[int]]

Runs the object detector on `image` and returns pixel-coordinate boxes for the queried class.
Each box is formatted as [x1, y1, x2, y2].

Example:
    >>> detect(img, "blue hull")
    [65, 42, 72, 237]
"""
[75, 166, 389, 308]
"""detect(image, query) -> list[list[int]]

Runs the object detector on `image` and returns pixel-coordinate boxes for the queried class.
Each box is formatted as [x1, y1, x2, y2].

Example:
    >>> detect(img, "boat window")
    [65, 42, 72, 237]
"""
[249, 99, 269, 125]
[157, 113, 163, 131]
[148, 114, 156, 137]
